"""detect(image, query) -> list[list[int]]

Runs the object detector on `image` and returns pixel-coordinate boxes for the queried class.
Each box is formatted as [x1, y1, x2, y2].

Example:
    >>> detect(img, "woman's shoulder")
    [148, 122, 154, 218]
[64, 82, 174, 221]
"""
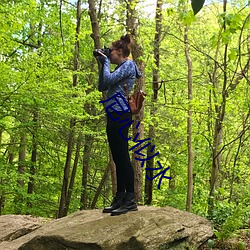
[124, 60, 142, 79]
[125, 59, 135, 64]
[121, 59, 137, 71]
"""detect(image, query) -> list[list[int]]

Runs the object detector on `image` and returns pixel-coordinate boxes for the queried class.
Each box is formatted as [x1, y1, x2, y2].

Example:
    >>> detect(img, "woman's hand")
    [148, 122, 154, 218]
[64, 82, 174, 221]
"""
[96, 51, 108, 64]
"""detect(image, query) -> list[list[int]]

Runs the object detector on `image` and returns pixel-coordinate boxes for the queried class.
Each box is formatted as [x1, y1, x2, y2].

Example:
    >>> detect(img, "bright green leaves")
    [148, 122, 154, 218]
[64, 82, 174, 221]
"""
[191, 0, 205, 15]
[180, 10, 196, 26]
[218, 13, 243, 44]
[225, 13, 242, 33]
[228, 48, 238, 61]
[178, 0, 197, 26]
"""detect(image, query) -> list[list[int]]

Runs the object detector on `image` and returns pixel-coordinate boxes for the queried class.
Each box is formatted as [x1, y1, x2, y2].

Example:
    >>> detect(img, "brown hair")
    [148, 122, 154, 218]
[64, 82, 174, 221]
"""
[112, 34, 131, 57]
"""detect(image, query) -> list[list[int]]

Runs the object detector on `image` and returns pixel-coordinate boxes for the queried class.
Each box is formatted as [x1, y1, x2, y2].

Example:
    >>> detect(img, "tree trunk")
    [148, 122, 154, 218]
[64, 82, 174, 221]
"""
[27, 5, 43, 206]
[27, 110, 38, 207]
[0, 127, 4, 213]
[15, 135, 27, 214]
[0, 129, 2, 148]
[80, 134, 93, 210]
[87, 0, 116, 199]
[169, 96, 176, 190]
[144, 0, 162, 205]
[58, 119, 75, 218]
[7, 137, 15, 164]
[58, 0, 81, 218]
[208, 0, 227, 216]
[0, 129, 5, 214]
[184, 25, 193, 212]
[18, 135, 26, 187]
[126, 0, 145, 203]
[109, 150, 117, 195]
[87, 0, 101, 49]
[64, 133, 82, 215]
[91, 163, 110, 209]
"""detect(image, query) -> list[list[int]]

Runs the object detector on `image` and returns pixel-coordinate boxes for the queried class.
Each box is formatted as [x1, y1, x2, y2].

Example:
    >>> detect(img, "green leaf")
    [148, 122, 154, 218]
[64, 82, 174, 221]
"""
[228, 48, 238, 61]
[191, 0, 205, 15]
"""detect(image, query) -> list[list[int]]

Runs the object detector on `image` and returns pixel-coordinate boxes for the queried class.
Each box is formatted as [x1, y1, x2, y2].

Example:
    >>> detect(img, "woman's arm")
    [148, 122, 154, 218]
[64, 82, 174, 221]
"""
[98, 65, 108, 91]
[101, 59, 133, 88]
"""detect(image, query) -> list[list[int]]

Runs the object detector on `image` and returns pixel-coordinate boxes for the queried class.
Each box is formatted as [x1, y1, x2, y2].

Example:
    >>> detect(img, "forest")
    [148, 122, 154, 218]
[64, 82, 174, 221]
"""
[0, 0, 249, 248]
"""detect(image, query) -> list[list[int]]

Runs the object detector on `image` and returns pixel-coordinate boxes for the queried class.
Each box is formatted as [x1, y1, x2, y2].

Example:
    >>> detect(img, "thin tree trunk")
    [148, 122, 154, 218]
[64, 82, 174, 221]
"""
[91, 163, 110, 209]
[63, 0, 82, 217]
[0, 129, 5, 213]
[126, 0, 145, 203]
[64, 133, 82, 215]
[184, 25, 193, 212]
[0, 129, 2, 148]
[27, 6, 43, 206]
[80, 134, 93, 210]
[169, 96, 176, 189]
[109, 150, 117, 195]
[0, 129, 6, 214]
[18, 135, 26, 187]
[0, 127, 4, 213]
[87, 0, 116, 199]
[7, 137, 15, 164]
[28, 131, 36, 193]
[27, 110, 38, 209]
[15, 135, 27, 214]
[208, 0, 227, 216]
[144, 0, 162, 205]
[58, 0, 81, 218]
[88, 0, 101, 49]
[58, 119, 75, 218]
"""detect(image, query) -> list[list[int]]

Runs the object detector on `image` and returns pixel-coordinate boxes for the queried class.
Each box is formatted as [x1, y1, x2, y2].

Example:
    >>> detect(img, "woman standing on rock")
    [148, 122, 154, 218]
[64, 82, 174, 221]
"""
[95, 34, 141, 216]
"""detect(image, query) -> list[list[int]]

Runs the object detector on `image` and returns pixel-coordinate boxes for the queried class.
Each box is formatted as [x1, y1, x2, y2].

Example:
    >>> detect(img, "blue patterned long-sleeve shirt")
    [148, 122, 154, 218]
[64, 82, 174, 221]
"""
[98, 58, 142, 112]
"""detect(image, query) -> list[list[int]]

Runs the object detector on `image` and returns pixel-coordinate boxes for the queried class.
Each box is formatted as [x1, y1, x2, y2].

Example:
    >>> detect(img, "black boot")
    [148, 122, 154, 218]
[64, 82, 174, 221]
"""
[111, 192, 138, 216]
[102, 191, 125, 213]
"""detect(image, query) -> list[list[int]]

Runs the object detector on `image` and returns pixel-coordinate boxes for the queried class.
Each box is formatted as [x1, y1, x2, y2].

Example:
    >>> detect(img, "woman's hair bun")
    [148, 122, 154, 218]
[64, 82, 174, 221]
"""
[120, 34, 131, 45]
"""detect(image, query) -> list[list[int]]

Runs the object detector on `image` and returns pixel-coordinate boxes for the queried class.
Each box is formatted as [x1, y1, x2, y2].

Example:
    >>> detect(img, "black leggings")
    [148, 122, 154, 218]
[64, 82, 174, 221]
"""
[106, 111, 134, 192]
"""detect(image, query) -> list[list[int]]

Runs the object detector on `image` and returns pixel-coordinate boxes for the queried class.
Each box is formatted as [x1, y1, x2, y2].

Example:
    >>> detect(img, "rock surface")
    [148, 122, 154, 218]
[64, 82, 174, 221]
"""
[0, 206, 214, 250]
[0, 214, 49, 243]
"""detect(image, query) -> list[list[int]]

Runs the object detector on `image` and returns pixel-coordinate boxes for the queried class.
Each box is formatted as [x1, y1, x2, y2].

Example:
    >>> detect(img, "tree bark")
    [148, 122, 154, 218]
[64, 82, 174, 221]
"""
[58, 119, 75, 218]
[87, 0, 116, 199]
[184, 25, 193, 212]
[91, 163, 110, 209]
[80, 134, 93, 210]
[15, 134, 27, 214]
[27, 110, 38, 207]
[144, 0, 162, 205]
[109, 150, 117, 195]
[208, 0, 227, 216]
[126, 0, 145, 203]
[58, 0, 82, 219]
[64, 133, 82, 215]
[27, 5, 43, 206]
[88, 0, 101, 49]
[18, 135, 26, 187]
[0, 129, 2, 148]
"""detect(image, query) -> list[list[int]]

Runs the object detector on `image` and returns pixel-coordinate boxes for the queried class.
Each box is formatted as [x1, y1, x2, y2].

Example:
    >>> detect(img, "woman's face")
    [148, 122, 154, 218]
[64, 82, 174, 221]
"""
[109, 46, 124, 65]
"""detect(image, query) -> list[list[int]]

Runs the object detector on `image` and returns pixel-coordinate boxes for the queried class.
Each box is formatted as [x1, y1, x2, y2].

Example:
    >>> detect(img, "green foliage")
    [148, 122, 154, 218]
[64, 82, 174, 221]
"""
[210, 200, 236, 226]
[0, 1, 249, 237]
[214, 205, 250, 240]
[238, 241, 245, 250]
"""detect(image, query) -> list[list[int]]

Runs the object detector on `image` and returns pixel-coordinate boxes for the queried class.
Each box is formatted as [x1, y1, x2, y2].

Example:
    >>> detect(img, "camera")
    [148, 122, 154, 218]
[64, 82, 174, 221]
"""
[93, 46, 111, 58]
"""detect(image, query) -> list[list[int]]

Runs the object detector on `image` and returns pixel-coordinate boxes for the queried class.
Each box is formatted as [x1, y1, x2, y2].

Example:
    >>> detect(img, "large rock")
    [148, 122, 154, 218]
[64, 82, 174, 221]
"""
[0, 214, 49, 243]
[0, 206, 214, 250]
